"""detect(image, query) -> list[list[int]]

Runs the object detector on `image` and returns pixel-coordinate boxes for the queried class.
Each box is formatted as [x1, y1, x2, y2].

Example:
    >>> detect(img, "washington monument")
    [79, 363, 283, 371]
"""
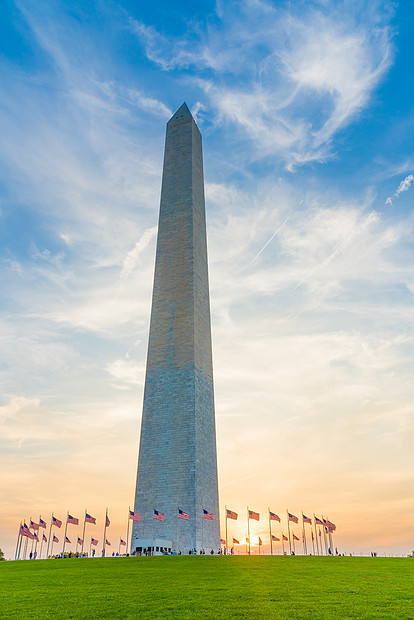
[131, 103, 220, 554]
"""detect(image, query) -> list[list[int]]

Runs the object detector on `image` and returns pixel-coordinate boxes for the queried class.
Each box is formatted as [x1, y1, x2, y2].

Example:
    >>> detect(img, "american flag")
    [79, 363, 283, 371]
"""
[20, 525, 28, 537]
[154, 509, 164, 522]
[248, 510, 259, 521]
[85, 513, 96, 524]
[258, 537, 263, 546]
[30, 520, 39, 531]
[28, 531, 36, 540]
[288, 512, 298, 524]
[65, 536, 71, 543]
[282, 535, 288, 541]
[314, 516, 323, 526]
[33, 534, 39, 542]
[271, 535, 280, 541]
[129, 510, 141, 522]
[203, 509, 213, 520]
[105, 539, 111, 546]
[39, 518, 47, 529]
[303, 514, 312, 524]
[269, 511, 280, 522]
[233, 537, 240, 544]
[53, 535, 59, 543]
[178, 509, 189, 521]
[293, 534, 300, 541]
[226, 509, 238, 520]
[67, 514, 79, 526]
[77, 537, 83, 545]
[105, 515, 110, 527]
[120, 539, 126, 546]
[91, 538, 98, 546]
[323, 519, 336, 532]
[52, 516, 62, 528]
[220, 538, 226, 545]
[42, 534, 47, 542]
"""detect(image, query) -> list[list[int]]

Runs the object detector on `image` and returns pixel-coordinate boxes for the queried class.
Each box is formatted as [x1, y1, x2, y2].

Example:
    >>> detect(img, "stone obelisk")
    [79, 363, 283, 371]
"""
[131, 103, 220, 554]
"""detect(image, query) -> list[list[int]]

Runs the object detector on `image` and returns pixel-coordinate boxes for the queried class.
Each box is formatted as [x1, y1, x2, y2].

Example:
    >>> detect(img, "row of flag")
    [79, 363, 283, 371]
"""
[226, 507, 336, 532]
[224, 508, 336, 555]
[15, 508, 138, 560]
[15, 505, 336, 559]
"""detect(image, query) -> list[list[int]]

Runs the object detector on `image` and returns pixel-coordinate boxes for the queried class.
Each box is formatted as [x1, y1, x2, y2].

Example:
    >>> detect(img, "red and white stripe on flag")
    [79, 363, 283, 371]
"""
[67, 514, 79, 526]
[248, 510, 259, 521]
[85, 513, 96, 524]
[203, 509, 213, 520]
[129, 510, 142, 522]
[178, 509, 189, 520]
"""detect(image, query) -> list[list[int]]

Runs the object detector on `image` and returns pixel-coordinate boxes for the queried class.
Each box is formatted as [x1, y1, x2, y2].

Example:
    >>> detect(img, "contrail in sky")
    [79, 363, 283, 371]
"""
[250, 200, 303, 265]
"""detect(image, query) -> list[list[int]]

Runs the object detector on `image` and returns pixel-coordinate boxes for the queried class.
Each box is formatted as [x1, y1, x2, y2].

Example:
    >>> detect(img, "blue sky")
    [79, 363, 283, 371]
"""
[1, 0, 413, 557]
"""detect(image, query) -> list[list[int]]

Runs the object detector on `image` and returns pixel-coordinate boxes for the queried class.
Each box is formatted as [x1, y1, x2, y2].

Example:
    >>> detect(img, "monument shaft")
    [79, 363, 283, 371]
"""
[132, 103, 220, 553]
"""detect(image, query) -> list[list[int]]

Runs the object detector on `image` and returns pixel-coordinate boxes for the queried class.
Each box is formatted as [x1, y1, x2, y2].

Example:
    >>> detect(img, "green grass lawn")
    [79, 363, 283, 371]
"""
[0, 555, 413, 619]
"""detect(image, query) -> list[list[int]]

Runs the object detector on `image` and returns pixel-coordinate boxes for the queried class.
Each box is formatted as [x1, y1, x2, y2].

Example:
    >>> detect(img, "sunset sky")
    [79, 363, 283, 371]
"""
[1, 0, 413, 558]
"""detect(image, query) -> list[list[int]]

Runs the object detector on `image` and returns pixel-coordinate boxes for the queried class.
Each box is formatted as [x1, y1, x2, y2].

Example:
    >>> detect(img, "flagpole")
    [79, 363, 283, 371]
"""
[176, 506, 179, 554]
[50, 534, 54, 557]
[268, 508, 272, 556]
[321, 516, 328, 554]
[89, 538, 92, 558]
[281, 532, 285, 555]
[29, 517, 34, 557]
[34, 515, 41, 557]
[46, 513, 53, 558]
[126, 506, 131, 555]
[30, 528, 35, 556]
[311, 530, 316, 555]
[14, 523, 22, 561]
[39, 529, 44, 559]
[321, 515, 328, 555]
[247, 507, 251, 556]
[24, 516, 31, 560]
[16, 524, 23, 560]
[23, 527, 28, 560]
[118, 539, 121, 556]
[102, 507, 108, 557]
[327, 517, 334, 552]
[81, 510, 87, 556]
[225, 505, 228, 555]
[62, 511, 69, 557]
[17, 525, 24, 560]
[201, 506, 204, 553]
[286, 511, 292, 555]
[313, 514, 320, 555]
[301, 512, 307, 556]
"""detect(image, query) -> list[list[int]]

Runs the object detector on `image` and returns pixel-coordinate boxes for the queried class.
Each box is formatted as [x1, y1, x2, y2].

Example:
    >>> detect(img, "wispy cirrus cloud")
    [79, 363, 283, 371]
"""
[132, 0, 393, 167]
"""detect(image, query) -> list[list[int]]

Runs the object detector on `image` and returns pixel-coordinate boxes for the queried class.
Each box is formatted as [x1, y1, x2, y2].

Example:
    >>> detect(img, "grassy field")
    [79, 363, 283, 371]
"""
[0, 555, 413, 619]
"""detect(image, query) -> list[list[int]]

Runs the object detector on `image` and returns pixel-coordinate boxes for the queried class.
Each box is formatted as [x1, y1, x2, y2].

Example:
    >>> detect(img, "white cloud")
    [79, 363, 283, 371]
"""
[120, 227, 157, 280]
[106, 358, 145, 389]
[132, 0, 392, 166]
[395, 174, 414, 195]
